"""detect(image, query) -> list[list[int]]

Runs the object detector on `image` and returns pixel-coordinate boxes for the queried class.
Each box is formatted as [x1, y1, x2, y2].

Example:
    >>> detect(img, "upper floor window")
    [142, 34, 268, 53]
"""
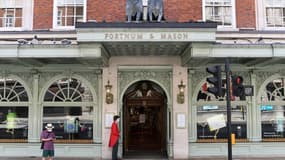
[203, 0, 236, 29]
[265, 0, 285, 28]
[0, 8, 22, 29]
[53, 0, 86, 29]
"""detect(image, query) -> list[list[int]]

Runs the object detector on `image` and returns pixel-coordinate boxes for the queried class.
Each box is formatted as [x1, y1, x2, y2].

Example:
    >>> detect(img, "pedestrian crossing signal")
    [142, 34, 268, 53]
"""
[231, 75, 245, 100]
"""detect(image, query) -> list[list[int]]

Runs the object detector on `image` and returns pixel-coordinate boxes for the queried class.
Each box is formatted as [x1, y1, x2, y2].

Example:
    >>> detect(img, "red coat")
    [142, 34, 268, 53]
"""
[109, 121, 120, 147]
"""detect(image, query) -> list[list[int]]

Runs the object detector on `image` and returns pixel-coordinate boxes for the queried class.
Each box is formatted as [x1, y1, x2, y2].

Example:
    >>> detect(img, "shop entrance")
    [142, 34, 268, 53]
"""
[123, 80, 167, 158]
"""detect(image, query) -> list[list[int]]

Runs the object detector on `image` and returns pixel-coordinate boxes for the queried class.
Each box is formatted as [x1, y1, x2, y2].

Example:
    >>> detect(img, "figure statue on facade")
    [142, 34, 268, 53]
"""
[126, 0, 143, 22]
[148, 0, 163, 22]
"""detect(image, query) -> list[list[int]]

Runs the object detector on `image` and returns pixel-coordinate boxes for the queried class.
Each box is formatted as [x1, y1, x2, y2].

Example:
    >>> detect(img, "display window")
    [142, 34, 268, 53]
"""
[43, 78, 94, 143]
[43, 106, 93, 143]
[0, 78, 29, 142]
[260, 78, 285, 141]
[196, 81, 247, 142]
[197, 105, 247, 142]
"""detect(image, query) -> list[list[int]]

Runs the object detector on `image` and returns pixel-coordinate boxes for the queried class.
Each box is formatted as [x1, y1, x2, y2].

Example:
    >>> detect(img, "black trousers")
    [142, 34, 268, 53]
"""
[112, 140, 119, 160]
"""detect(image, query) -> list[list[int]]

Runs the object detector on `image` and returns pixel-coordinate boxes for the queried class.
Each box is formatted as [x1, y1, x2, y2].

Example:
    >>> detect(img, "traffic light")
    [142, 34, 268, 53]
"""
[231, 75, 245, 100]
[206, 65, 224, 97]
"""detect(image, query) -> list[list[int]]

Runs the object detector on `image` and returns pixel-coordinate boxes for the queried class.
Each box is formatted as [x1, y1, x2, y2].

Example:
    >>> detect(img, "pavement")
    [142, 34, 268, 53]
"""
[0, 157, 285, 160]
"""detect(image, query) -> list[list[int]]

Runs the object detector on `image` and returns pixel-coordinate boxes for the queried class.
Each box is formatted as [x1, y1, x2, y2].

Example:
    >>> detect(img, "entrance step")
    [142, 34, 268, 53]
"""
[124, 150, 168, 159]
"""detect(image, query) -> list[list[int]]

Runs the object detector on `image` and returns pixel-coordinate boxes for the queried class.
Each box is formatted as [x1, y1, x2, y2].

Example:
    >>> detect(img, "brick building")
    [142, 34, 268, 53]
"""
[0, 0, 285, 159]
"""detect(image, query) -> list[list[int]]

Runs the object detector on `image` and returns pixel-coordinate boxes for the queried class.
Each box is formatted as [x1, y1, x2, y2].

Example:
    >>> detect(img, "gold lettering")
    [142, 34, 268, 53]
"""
[137, 34, 143, 40]
[105, 33, 188, 41]
[183, 33, 188, 39]
[124, 33, 130, 40]
[161, 33, 167, 39]
[130, 34, 136, 40]
[167, 34, 172, 40]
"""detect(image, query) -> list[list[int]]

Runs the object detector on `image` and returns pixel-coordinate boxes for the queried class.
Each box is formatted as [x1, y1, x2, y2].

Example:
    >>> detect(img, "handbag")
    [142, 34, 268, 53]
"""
[40, 141, 44, 149]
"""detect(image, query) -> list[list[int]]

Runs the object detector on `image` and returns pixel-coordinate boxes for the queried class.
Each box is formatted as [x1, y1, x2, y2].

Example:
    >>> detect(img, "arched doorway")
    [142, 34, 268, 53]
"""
[123, 80, 167, 158]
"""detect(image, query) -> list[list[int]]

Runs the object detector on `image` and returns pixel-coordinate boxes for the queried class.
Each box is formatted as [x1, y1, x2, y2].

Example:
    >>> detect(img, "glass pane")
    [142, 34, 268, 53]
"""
[266, 6, 285, 27]
[76, 6, 83, 16]
[197, 105, 247, 140]
[205, 0, 233, 26]
[66, 16, 75, 26]
[260, 78, 285, 102]
[44, 78, 93, 102]
[261, 105, 285, 139]
[0, 107, 28, 140]
[66, 7, 75, 17]
[15, 17, 22, 27]
[265, 0, 285, 7]
[56, 1, 84, 27]
[205, 6, 232, 26]
[0, 8, 22, 28]
[0, 78, 28, 102]
[57, 0, 84, 6]
[43, 106, 93, 142]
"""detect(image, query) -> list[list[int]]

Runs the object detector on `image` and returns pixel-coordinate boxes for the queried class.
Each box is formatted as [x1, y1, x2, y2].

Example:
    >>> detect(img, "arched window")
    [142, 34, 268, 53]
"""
[43, 78, 94, 143]
[260, 77, 285, 141]
[0, 77, 29, 142]
[196, 81, 247, 142]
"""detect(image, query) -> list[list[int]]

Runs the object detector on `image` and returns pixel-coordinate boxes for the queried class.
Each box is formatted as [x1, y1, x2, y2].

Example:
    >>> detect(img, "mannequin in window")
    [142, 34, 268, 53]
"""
[6, 109, 16, 135]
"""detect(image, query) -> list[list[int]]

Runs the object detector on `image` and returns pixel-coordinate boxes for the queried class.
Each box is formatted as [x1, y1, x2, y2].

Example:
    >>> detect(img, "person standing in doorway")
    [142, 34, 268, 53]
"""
[41, 123, 56, 160]
[109, 115, 120, 160]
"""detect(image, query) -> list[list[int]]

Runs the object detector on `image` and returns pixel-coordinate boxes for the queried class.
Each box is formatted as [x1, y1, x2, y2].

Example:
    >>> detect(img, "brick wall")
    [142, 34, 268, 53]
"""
[32, 0, 255, 29]
[86, 0, 202, 23]
[33, 0, 53, 30]
[236, 0, 256, 29]
[87, 0, 125, 22]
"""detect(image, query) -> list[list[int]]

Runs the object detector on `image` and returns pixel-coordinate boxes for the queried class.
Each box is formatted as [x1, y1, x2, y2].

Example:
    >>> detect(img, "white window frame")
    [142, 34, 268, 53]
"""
[42, 77, 95, 143]
[0, 8, 23, 31]
[53, 0, 87, 30]
[202, 0, 236, 30]
[257, 0, 285, 30]
[57, 10, 63, 26]
[4, 10, 14, 27]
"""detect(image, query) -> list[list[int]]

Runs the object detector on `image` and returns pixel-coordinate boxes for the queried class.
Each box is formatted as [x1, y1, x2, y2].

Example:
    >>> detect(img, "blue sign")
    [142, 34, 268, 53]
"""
[203, 105, 219, 110]
[260, 105, 273, 111]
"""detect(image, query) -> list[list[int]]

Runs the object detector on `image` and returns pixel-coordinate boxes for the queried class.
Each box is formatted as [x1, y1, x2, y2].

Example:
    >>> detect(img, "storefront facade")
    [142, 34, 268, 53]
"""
[1, 0, 285, 159]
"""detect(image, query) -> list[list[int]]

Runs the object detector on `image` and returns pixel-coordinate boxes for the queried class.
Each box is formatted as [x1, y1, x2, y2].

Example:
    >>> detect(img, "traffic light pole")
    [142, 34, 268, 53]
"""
[225, 59, 232, 160]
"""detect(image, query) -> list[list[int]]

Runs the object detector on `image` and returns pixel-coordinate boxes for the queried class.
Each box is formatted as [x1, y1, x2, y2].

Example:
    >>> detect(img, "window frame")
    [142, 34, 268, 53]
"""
[0, 8, 23, 31]
[42, 77, 95, 143]
[202, 0, 236, 30]
[260, 77, 285, 141]
[0, 77, 29, 142]
[195, 79, 248, 142]
[264, 0, 285, 29]
[53, 0, 87, 30]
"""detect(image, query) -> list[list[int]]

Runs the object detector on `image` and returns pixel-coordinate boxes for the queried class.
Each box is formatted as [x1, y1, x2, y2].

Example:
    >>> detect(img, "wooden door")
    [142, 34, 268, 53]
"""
[123, 82, 166, 153]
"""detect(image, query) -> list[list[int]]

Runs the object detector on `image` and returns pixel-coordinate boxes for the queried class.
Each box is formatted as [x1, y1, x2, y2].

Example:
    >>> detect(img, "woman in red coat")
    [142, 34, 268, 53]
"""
[109, 115, 120, 160]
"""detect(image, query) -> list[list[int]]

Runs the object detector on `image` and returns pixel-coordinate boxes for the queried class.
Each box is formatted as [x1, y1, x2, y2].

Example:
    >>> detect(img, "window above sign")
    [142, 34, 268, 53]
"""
[0, 8, 23, 30]
[265, 0, 285, 28]
[203, 0, 236, 30]
[53, 0, 87, 30]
